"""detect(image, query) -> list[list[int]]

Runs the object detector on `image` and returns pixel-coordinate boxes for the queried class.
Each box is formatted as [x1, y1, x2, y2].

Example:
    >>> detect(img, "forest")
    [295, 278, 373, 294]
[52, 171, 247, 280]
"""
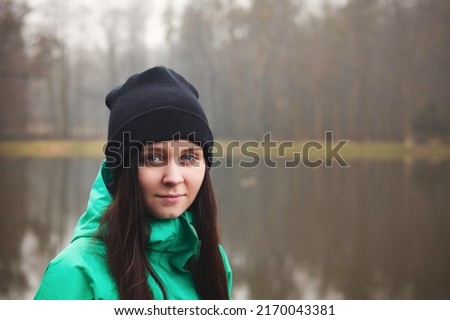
[1, 0, 449, 144]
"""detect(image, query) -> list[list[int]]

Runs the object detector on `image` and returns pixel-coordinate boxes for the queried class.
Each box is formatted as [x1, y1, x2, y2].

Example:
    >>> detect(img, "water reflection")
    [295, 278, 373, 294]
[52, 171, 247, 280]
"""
[0, 158, 27, 298]
[0, 158, 101, 299]
[213, 159, 450, 299]
[1, 157, 449, 299]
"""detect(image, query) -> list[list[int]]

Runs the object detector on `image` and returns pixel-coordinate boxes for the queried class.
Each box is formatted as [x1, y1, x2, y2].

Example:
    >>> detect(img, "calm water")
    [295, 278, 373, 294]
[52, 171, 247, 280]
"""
[1, 157, 449, 299]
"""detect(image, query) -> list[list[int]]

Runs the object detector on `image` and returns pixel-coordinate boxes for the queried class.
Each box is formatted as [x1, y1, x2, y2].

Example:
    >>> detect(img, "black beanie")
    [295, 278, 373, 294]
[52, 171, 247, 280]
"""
[104, 66, 214, 184]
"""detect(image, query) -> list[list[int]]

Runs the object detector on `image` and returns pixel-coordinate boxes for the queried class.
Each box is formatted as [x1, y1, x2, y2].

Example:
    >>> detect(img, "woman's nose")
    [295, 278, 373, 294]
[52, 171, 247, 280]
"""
[162, 161, 184, 185]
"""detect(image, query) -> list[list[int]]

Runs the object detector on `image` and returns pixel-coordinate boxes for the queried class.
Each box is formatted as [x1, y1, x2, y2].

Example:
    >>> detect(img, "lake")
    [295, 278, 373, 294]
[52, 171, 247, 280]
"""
[1, 156, 449, 299]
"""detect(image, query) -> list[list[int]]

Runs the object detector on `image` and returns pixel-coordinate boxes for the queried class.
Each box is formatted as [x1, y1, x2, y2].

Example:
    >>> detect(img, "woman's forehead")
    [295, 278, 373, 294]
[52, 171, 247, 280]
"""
[143, 140, 202, 150]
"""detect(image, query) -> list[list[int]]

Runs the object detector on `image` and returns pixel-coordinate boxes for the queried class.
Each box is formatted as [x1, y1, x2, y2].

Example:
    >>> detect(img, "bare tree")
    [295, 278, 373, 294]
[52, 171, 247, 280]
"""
[0, 0, 28, 139]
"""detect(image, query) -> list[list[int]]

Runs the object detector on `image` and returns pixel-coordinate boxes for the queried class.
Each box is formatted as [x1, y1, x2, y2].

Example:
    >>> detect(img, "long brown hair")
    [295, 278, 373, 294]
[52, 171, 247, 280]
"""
[100, 156, 229, 299]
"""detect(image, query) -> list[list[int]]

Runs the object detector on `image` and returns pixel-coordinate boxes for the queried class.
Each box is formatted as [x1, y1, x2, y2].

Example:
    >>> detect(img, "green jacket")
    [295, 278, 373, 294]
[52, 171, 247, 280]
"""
[34, 161, 232, 300]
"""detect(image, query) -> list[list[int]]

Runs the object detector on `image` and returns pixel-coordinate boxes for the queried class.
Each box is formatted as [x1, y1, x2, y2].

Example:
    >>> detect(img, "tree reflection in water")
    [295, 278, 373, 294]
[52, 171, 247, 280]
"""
[215, 159, 450, 299]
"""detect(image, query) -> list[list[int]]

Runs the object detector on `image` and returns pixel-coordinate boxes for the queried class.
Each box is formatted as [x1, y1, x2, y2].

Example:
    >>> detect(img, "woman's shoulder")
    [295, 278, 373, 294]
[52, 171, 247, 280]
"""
[49, 238, 106, 270]
[218, 245, 233, 299]
[218, 245, 231, 271]
[34, 238, 114, 300]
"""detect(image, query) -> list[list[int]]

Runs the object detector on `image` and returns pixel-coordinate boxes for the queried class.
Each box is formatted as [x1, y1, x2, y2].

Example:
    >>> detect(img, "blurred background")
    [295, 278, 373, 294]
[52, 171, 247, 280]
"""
[1, 0, 449, 299]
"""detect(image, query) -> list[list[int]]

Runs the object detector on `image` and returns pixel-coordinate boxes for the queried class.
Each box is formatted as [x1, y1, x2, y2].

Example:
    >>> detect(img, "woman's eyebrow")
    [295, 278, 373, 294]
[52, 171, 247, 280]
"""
[179, 146, 202, 153]
[182, 146, 200, 150]
[142, 144, 202, 154]
[142, 146, 165, 154]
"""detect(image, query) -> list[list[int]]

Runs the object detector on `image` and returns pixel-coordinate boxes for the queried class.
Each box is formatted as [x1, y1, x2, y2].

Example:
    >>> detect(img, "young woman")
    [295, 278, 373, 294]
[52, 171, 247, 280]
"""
[34, 66, 232, 299]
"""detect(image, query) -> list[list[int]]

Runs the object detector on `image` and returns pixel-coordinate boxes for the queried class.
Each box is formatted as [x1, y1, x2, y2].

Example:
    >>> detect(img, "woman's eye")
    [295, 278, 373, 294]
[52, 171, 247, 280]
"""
[180, 153, 197, 163]
[145, 155, 163, 165]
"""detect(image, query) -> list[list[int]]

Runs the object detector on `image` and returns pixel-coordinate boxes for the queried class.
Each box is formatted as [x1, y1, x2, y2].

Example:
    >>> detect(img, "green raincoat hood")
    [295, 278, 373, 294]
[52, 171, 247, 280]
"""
[34, 161, 232, 300]
[71, 160, 113, 242]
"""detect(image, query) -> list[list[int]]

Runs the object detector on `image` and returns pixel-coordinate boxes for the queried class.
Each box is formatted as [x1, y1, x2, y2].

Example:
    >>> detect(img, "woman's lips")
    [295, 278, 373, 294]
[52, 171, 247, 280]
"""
[156, 194, 185, 203]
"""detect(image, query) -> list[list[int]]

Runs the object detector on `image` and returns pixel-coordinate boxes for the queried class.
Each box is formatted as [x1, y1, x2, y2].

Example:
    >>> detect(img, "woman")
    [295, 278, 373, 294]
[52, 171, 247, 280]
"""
[34, 66, 232, 299]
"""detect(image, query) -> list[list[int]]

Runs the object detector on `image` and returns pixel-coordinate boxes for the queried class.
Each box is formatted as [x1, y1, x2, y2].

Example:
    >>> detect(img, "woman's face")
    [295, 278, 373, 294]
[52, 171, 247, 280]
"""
[138, 140, 206, 219]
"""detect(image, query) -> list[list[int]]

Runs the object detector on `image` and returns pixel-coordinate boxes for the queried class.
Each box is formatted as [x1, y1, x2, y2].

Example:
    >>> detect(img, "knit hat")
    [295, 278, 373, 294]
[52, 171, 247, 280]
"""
[104, 66, 214, 184]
